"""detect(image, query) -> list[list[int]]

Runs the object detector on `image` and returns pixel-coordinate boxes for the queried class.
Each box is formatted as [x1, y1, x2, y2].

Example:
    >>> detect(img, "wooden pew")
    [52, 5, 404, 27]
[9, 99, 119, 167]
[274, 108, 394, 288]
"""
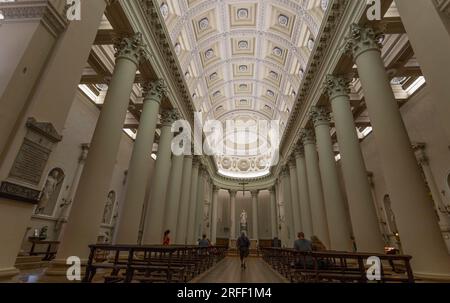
[261, 248, 414, 283]
[83, 244, 228, 283]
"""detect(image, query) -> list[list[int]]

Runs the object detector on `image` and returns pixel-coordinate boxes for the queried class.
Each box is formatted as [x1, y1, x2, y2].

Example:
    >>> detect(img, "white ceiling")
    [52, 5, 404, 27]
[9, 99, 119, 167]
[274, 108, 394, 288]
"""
[158, 0, 329, 178]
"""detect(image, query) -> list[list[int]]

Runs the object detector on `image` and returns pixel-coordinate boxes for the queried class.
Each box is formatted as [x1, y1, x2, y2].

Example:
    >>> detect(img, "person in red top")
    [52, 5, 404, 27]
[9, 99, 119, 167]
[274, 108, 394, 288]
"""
[163, 230, 171, 246]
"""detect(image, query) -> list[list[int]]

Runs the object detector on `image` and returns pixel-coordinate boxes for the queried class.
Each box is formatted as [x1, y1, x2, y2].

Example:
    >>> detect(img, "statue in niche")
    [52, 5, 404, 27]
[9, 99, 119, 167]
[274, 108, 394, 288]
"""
[39, 226, 48, 240]
[102, 191, 115, 224]
[240, 209, 248, 233]
[240, 209, 248, 225]
[36, 169, 64, 215]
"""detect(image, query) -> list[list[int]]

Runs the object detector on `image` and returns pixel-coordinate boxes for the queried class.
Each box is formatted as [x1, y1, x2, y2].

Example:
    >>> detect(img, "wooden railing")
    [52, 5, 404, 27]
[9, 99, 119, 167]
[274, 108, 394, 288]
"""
[28, 239, 60, 261]
[83, 244, 227, 283]
[261, 248, 414, 283]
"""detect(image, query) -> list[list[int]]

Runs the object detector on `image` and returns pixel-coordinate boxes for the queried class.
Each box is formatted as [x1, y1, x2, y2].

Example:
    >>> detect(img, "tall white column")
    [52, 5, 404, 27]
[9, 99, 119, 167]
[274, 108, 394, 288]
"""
[251, 190, 259, 240]
[47, 34, 147, 274]
[294, 147, 313, 238]
[163, 153, 185, 240]
[194, 168, 205, 241]
[229, 190, 237, 240]
[288, 159, 302, 235]
[143, 109, 179, 244]
[414, 144, 450, 252]
[211, 186, 219, 244]
[324, 74, 385, 253]
[280, 168, 294, 244]
[116, 80, 166, 244]
[300, 129, 331, 248]
[175, 155, 193, 244]
[310, 106, 352, 252]
[395, 0, 450, 139]
[186, 158, 200, 244]
[269, 187, 278, 238]
[345, 24, 450, 277]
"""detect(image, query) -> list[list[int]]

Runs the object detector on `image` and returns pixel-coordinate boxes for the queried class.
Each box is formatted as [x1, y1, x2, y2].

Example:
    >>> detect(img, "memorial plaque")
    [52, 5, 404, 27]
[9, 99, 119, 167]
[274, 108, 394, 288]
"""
[0, 181, 40, 204]
[9, 139, 51, 185]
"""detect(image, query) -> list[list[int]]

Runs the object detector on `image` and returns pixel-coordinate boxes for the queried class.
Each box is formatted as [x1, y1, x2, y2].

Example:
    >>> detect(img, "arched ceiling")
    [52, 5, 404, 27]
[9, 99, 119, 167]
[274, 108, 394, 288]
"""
[158, 0, 329, 178]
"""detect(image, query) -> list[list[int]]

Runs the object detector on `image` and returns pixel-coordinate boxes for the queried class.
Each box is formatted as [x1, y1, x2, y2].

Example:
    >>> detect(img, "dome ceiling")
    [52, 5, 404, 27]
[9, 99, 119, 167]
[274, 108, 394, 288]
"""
[158, 0, 329, 178]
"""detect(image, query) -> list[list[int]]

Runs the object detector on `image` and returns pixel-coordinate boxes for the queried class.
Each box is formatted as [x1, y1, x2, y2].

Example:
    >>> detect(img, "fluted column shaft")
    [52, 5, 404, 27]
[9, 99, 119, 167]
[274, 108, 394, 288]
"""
[325, 74, 384, 252]
[346, 24, 450, 276]
[143, 110, 178, 244]
[311, 107, 352, 251]
[163, 153, 185, 239]
[194, 170, 205, 241]
[269, 187, 278, 238]
[251, 191, 259, 240]
[211, 187, 220, 244]
[280, 169, 294, 243]
[294, 149, 313, 238]
[175, 155, 193, 244]
[186, 159, 200, 244]
[301, 129, 331, 248]
[229, 190, 237, 239]
[53, 34, 147, 262]
[116, 80, 166, 244]
[288, 160, 302, 235]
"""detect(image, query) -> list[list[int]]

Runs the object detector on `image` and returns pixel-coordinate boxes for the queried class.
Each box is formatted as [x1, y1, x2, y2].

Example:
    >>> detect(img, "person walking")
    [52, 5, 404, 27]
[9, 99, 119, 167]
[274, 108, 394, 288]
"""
[236, 232, 251, 269]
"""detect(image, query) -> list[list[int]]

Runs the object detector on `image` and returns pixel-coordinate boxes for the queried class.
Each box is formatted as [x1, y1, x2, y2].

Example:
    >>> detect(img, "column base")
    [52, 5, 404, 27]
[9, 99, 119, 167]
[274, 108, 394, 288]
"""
[0, 267, 20, 281]
[40, 258, 88, 282]
[414, 271, 450, 282]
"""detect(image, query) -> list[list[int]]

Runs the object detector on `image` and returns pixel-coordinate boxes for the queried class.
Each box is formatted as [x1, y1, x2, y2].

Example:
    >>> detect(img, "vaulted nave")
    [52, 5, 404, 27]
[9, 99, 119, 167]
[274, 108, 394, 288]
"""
[1, 0, 450, 285]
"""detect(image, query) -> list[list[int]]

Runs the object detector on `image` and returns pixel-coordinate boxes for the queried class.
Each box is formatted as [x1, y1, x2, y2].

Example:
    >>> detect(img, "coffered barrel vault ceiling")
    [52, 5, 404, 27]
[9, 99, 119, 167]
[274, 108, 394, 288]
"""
[158, 0, 329, 178]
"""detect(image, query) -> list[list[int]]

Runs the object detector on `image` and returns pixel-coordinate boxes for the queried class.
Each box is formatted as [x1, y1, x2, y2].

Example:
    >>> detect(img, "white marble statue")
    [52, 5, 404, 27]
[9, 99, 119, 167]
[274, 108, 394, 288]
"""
[102, 191, 115, 224]
[240, 209, 248, 225]
[36, 170, 61, 214]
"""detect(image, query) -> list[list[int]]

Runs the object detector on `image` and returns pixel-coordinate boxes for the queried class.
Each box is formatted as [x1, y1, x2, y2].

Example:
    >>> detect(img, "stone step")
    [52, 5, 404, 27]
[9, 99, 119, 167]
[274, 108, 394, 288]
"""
[15, 256, 49, 270]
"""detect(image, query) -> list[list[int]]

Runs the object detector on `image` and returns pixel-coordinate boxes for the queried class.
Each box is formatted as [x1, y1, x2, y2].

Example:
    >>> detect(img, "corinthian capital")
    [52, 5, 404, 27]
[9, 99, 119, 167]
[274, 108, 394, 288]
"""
[142, 79, 167, 103]
[344, 24, 384, 59]
[324, 74, 352, 100]
[299, 128, 316, 145]
[160, 109, 180, 126]
[310, 106, 331, 127]
[114, 33, 148, 66]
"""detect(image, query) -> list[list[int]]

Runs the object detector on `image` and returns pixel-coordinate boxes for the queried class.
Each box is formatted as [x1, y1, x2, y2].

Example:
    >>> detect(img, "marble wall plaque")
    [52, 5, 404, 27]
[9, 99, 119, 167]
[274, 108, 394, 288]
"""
[0, 181, 40, 204]
[9, 138, 51, 185]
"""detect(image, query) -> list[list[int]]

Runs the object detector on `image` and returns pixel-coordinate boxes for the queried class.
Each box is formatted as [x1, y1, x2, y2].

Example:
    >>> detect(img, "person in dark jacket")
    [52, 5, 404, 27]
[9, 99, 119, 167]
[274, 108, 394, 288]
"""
[236, 232, 251, 269]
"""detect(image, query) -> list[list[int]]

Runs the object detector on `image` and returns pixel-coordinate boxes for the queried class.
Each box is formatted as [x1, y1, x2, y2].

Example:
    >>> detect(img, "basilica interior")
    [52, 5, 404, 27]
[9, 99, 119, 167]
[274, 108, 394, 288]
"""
[1, 0, 450, 284]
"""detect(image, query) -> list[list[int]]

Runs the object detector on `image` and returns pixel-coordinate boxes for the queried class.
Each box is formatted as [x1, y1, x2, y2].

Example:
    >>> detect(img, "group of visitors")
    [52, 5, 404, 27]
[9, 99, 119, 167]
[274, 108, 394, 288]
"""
[161, 230, 212, 247]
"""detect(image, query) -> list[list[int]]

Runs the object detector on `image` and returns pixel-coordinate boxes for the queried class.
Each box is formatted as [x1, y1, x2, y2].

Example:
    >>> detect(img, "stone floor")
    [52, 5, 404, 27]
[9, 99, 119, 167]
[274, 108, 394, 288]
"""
[191, 257, 289, 283]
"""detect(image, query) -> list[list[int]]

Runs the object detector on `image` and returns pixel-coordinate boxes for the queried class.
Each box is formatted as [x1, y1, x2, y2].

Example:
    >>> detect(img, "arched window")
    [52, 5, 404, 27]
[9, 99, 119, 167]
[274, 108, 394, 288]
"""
[35, 168, 65, 216]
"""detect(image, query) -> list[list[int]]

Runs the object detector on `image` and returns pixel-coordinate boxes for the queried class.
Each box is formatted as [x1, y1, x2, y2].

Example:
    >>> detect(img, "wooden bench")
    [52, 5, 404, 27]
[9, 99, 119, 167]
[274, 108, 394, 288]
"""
[261, 248, 414, 283]
[83, 244, 227, 283]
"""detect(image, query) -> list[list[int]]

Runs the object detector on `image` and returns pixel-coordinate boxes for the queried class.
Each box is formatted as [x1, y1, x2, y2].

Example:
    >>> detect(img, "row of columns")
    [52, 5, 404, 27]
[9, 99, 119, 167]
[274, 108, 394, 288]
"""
[47, 33, 211, 276]
[277, 23, 450, 277]
[210, 188, 279, 243]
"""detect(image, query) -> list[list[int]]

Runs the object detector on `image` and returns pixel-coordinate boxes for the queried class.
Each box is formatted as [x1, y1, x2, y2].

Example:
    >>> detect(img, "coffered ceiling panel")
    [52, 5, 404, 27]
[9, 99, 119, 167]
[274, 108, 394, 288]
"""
[157, 0, 329, 178]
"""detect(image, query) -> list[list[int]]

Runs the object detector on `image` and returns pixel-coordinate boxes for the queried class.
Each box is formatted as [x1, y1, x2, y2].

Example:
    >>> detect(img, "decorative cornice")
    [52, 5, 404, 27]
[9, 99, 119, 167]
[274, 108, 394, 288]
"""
[0, 1, 68, 37]
[276, 0, 349, 175]
[26, 117, 62, 143]
[139, 0, 195, 124]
